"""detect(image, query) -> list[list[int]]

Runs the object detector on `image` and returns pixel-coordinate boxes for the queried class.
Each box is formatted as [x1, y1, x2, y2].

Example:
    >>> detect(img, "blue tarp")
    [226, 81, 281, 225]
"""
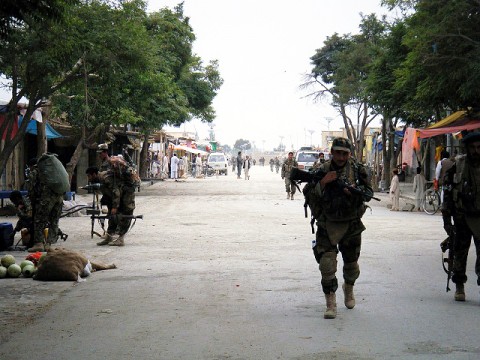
[18, 115, 63, 139]
[374, 130, 405, 151]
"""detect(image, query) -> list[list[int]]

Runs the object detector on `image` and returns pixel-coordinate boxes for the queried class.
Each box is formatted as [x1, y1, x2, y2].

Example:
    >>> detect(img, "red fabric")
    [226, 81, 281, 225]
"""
[0, 114, 18, 140]
[25, 252, 43, 266]
[417, 119, 480, 138]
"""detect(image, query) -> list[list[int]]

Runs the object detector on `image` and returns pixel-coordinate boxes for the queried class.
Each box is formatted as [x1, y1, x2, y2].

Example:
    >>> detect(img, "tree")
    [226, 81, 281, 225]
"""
[384, 0, 480, 115]
[1, 0, 222, 182]
[303, 17, 380, 161]
[233, 139, 251, 151]
[0, 0, 76, 39]
[365, 18, 412, 187]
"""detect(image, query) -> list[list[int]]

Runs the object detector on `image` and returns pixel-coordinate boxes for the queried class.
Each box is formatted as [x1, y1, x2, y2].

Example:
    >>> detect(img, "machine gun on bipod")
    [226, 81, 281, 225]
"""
[78, 183, 143, 238]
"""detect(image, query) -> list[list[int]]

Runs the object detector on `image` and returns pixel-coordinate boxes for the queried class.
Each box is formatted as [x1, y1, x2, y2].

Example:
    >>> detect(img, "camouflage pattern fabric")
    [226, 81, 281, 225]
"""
[312, 158, 372, 294]
[14, 195, 33, 232]
[281, 158, 298, 194]
[117, 184, 136, 235]
[33, 186, 64, 244]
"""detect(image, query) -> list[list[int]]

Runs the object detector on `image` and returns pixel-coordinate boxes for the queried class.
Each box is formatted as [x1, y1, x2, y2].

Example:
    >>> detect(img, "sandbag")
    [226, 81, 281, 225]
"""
[37, 153, 70, 195]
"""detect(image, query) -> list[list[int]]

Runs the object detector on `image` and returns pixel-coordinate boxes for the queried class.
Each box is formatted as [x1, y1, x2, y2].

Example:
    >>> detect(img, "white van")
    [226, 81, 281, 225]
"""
[207, 153, 228, 175]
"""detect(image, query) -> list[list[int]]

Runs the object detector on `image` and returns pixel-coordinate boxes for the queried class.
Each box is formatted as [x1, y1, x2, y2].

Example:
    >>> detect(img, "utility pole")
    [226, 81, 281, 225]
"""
[308, 129, 314, 146]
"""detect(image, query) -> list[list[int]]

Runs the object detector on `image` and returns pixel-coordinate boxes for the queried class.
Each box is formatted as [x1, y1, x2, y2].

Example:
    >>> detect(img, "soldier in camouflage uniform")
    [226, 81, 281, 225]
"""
[281, 152, 298, 200]
[313, 137, 373, 319]
[9, 190, 33, 247]
[97, 143, 111, 171]
[444, 132, 480, 301]
[112, 167, 136, 246]
[26, 159, 64, 252]
[86, 167, 121, 246]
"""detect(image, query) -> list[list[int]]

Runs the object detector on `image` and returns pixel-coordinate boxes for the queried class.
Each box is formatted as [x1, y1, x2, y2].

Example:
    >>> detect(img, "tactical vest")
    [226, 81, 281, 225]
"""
[316, 159, 368, 221]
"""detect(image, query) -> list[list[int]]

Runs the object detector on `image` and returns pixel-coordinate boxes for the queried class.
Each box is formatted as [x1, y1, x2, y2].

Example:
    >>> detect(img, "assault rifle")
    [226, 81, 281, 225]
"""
[289, 167, 380, 202]
[440, 227, 456, 292]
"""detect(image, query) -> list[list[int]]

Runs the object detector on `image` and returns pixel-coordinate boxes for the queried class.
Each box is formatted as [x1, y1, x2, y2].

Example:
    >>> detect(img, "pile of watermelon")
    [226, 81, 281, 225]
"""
[0, 254, 40, 278]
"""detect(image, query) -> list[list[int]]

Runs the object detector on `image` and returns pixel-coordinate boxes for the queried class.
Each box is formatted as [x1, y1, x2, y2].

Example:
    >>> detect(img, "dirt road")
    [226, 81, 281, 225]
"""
[1, 166, 479, 359]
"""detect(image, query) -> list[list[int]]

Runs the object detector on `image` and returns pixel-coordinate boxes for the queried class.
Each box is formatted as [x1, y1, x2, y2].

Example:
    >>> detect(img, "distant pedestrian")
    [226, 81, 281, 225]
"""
[236, 151, 243, 179]
[390, 169, 400, 211]
[170, 153, 179, 180]
[243, 155, 251, 180]
[196, 153, 203, 178]
[161, 153, 169, 179]
[412, 167, 426, 212]
[192, 154, 197, 177]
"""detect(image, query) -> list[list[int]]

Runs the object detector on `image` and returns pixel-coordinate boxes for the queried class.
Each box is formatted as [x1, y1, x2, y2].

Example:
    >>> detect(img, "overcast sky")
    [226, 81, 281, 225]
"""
[152, 0, 389, 151]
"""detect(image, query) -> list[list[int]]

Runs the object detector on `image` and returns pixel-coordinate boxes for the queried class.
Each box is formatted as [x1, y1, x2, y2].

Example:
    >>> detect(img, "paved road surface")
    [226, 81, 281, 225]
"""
[1, 166, 479, 359]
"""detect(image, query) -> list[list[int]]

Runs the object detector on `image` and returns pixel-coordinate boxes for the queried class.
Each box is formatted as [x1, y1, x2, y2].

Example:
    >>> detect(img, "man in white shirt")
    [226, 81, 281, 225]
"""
[170, 153, 179, 180]
[196, 154, 203, 177]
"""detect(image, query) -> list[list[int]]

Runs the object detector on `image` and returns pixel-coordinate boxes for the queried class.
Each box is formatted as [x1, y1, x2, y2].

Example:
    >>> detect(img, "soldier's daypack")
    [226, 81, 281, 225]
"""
[109, 156, 141, 187]
[37, 153, 70, 195]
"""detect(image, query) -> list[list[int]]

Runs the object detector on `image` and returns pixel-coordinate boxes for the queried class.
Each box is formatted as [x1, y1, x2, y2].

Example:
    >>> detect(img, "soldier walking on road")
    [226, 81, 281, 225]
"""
[311, 137, 373, 319]
[444, 132, 480, 301]
[281, 152, 298, 200]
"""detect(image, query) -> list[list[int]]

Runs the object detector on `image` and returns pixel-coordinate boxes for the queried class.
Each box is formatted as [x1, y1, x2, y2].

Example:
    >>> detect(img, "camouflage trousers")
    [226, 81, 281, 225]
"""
[33, 192, 64, 244]
[116, 187, 135, 235]
[284, 177, 296, 194]
[452, 215, 480, 285]
[314, 219, 365, 294]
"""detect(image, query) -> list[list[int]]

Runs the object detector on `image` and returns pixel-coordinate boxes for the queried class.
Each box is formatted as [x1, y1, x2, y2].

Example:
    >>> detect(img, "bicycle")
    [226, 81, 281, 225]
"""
[423, 181, 441, 215]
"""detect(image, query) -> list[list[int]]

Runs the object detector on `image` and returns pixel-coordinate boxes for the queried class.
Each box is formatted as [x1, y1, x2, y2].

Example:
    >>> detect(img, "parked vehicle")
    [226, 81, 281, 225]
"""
[295, 151, 320, 171]
[207, 153, 229, 175]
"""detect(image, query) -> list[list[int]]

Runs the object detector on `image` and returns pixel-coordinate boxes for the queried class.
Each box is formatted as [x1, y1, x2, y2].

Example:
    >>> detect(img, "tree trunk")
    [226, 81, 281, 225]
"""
[381, 116, 390, 189]
[37, 120, 47, 157]
[65, 126, 86, 183]
[139, 133, 149, 178]
[37, 105, 52, 156]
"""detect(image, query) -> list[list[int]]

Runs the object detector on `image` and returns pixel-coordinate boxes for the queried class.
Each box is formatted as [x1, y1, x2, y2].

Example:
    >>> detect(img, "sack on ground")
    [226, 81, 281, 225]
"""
[34, 247, 116, 281]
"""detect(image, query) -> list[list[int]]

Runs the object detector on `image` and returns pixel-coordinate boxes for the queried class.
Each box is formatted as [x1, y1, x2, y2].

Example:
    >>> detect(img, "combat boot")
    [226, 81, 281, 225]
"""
[454, 283, 465, 301]
[28, 242, 45, 253]
[324, 292, 337, 319]
[342, 283, 355, 309]
[286, 192, 290, 200]
[109, 235, 125, 247]
[97, 233, 114, 246]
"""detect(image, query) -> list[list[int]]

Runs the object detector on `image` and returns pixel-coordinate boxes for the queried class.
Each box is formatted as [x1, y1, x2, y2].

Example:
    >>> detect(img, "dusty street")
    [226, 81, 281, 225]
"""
[1, 166, 480, 359]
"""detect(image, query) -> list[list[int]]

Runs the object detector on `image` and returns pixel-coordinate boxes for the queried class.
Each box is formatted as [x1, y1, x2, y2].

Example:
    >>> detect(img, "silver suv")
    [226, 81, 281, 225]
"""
[207, 153, 229, 175]
[295, 151, 321, 171]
